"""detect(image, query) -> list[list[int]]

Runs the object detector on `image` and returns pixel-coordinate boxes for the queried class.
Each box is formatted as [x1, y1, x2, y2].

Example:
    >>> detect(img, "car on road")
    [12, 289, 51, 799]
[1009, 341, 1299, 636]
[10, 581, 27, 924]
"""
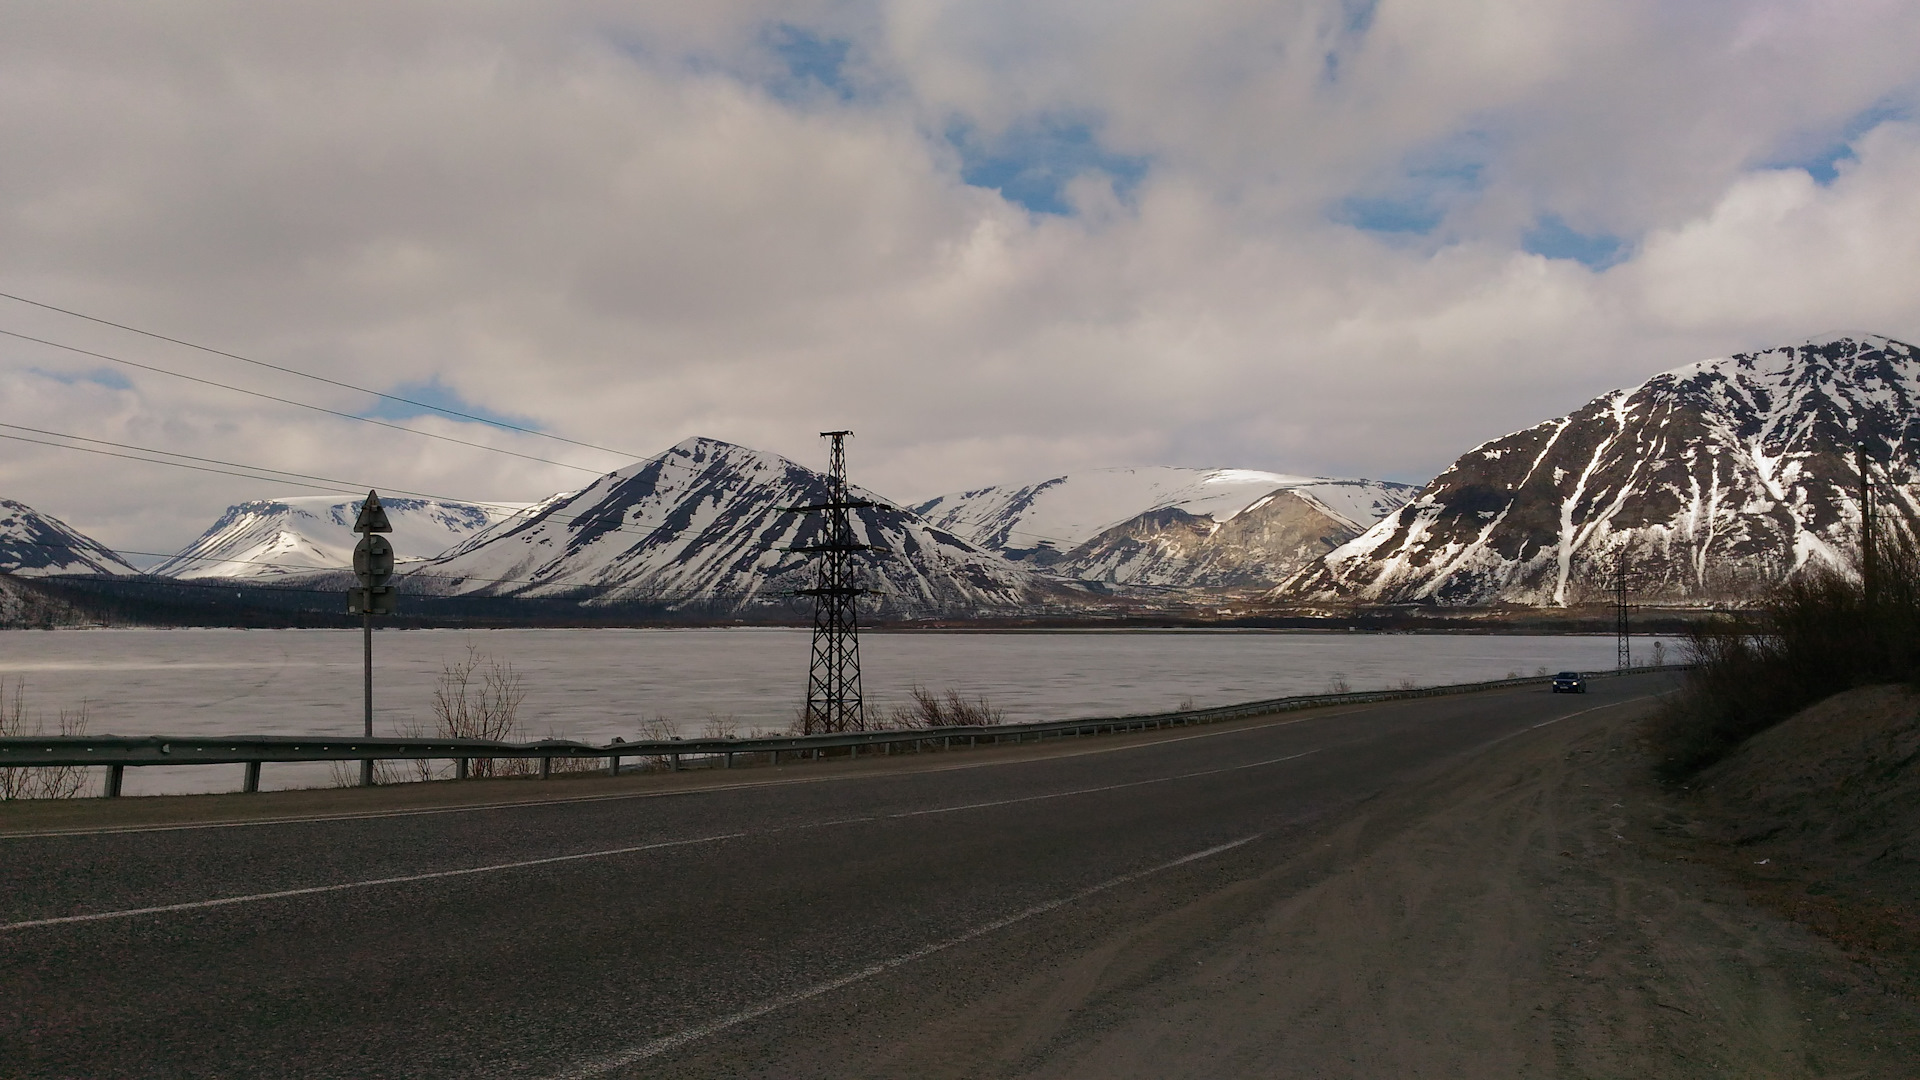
[1550, 671, 1588, 694]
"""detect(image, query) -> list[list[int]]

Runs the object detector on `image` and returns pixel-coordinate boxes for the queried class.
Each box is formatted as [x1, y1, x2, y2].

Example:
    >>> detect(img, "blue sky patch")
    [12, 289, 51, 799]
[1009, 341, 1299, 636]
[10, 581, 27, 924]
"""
[1523, 215, 1627, 269]
[32, 367, 131, 391]
[765, 24, 856, 101]
[1337, 196, 1444, 235]
[362, 379, 538, 430]
[1335, 130, 1492, 237]
[1765, 100, 1911, 184]
[951, 117, 1149, 216]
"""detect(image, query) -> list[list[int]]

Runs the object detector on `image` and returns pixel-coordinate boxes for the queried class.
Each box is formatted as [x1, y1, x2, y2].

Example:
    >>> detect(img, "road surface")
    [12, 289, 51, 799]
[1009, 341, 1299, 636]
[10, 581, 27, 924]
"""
[14, 671, 1904, 1078]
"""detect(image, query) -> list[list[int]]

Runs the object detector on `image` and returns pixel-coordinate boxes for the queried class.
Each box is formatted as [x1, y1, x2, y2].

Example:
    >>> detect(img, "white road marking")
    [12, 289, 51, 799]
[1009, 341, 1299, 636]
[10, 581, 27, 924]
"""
[0, 750, 1323, 932]
[547, 834, 1265, 1079]
[0, 833, 743, 933]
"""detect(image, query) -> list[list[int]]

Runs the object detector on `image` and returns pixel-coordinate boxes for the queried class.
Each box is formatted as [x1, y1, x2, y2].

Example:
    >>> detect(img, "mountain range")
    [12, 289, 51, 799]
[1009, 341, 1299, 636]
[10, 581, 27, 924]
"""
[8, 332, 1915, 614]
[153, 496, 523, 580]
[1279, 335, 1918, 606]
[915, 468, 1414, 589]
[412, 437, 1074, 616]
[0, 499, 136, 577]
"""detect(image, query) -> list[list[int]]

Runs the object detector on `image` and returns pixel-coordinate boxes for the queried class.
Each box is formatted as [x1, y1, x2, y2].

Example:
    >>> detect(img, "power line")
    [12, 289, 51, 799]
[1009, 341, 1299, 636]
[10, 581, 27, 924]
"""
[0, 327, 609, 475]
[0, 294, 1144, 555]
[0, 290, 643, 461]
[0, 423, 817, 553]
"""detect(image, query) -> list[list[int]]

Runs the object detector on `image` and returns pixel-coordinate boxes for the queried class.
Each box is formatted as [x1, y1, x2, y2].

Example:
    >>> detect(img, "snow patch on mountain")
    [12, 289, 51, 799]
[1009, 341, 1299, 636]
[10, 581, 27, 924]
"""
[1279, 334, 1920, 606]
[156, 496, 521, 579]
[415, 437, 1076, 614]
[914, 466, 1416, 588]
[0, 499, 136, 576]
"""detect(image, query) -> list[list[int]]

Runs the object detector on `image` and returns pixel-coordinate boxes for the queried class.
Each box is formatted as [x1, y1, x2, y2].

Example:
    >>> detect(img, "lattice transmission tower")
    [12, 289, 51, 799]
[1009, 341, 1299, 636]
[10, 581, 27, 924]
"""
[786, 431, 876, 734]
[1614, 551, 1631, 670]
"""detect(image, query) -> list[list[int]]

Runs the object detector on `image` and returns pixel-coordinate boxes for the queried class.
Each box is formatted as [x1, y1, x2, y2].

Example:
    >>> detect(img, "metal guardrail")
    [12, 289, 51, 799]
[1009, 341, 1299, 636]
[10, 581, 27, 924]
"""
[0, 665, 1679, 797]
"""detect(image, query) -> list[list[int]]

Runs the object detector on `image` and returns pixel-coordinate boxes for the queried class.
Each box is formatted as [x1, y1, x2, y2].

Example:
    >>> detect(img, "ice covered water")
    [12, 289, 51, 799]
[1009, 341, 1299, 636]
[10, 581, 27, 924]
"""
[0, 627, 1673, 796]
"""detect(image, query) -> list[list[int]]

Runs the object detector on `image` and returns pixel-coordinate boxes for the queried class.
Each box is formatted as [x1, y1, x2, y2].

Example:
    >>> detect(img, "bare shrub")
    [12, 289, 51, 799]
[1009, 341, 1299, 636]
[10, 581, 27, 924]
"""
[1650, 526, 1920, 780]
[1325, 674, 1352, 694]
[1396, 676, 1419, 691]
[889, 686, 1005, 729]
[326, 759, 408, 788]
[0, 677, 95, 800]
[701, 716, 741, 739]
[433, 645, 528, 778]
[1651, 641, 1668, 668]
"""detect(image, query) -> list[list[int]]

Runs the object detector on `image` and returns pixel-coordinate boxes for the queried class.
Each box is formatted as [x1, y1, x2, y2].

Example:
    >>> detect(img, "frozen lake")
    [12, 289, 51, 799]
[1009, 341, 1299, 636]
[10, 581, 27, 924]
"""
[0, 627, 1677, 795]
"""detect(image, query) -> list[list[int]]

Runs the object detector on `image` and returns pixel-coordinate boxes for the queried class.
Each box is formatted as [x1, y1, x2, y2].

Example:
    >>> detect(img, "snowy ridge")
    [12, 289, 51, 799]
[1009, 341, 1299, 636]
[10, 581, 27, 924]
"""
[914, 466, 1415, 588]
[0, 499, 135, 576]
[155, 496, 521, 580]
[1279, 335, 1920, 606]
[415, 437, 1077, 615]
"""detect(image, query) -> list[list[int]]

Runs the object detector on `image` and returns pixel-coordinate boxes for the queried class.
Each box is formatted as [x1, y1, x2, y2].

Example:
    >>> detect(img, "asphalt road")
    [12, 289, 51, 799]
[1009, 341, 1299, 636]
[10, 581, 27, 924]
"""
[2, 673, 1672, 1079]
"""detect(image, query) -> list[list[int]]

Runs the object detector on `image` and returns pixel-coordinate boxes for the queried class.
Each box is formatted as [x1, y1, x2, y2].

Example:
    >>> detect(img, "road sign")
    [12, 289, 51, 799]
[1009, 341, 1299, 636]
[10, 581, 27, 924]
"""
[349, 529, 396, 615]
[353, 490, 393, 533]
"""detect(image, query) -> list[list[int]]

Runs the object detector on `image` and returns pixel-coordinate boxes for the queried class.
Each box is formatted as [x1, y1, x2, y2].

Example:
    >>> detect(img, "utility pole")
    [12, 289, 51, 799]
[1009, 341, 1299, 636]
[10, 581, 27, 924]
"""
[348, 491, 395, 786]
[784, 432, 875, 734]
[1614, 550, 1631, 671]
[1857, 442, 1877, 606]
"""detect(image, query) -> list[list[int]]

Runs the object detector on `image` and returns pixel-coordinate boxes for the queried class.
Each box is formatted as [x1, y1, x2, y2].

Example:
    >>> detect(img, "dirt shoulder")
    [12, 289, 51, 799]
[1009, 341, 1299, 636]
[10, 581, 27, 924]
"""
[883, 696, 1920, 1078]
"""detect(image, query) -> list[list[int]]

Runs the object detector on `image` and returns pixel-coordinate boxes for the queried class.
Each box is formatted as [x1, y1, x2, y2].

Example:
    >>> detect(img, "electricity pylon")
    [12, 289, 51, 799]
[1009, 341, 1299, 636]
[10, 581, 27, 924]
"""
[785, 431, 875, 733]
[1614, 551, 1631, 670]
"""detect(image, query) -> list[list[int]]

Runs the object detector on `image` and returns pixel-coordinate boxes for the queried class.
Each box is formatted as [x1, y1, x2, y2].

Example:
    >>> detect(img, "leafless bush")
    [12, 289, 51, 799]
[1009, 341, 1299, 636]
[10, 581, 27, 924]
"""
[1395, 676, 1419, 691]
[889, 686, 1005, 729]
[0, 677, 95, 800]
[701, 716, 741, 739]
[326, 759, 408, 788]
[433, 645, 527, 778]
[1325, 674, 1352, 694]
[1650, 527, 1920, 779]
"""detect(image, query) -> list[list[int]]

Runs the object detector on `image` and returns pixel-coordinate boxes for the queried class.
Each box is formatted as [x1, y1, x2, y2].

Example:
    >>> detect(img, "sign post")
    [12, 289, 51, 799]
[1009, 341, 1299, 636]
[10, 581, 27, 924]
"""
[348, 491, 395, 787]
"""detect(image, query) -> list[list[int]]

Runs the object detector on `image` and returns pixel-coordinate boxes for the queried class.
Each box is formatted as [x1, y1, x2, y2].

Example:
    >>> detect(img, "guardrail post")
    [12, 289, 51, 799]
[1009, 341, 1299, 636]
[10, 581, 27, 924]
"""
[457, 757, 469, 780]
[608, 754, 620, 776]
[670, 754, 681, 772]
[723, 752, 732, 769]
[770, 749, 780, 765]
[244, 761, 261, 793]
[104, 764, 124, 798]
[540, 756, 552, 781]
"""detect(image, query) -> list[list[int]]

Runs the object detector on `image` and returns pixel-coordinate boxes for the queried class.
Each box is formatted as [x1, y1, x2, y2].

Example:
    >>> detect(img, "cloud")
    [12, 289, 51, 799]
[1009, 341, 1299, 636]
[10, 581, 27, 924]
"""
[0, 1, 1918, 561]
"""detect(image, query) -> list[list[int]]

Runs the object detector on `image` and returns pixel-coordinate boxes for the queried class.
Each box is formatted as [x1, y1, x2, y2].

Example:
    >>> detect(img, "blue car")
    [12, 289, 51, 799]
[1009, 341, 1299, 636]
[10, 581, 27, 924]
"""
[1550, 671, 1587, 694]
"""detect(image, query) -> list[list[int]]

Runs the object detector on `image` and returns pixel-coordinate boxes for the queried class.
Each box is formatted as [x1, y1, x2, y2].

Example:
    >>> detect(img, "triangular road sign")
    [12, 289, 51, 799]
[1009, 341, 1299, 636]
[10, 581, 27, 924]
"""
[353, 490, 393, 533]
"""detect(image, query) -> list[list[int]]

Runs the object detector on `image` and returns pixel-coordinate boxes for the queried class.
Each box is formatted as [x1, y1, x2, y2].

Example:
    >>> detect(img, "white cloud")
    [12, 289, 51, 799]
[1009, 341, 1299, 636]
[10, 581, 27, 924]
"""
[0, 1, 1917, 561]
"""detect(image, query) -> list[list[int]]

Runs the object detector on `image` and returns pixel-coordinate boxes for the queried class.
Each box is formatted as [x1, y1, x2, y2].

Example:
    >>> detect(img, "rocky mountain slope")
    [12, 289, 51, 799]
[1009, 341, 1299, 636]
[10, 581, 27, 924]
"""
[1278, 335, 1920, 606]
[154, 496, 520, 580]
[415, 437, 1078, 615]
[0, 499, 136, 576]
[915, 467, 1414, 589]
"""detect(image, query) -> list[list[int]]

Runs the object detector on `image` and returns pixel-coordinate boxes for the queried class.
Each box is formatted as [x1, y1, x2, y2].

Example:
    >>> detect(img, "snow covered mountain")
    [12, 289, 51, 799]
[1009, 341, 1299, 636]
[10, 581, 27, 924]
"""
[1278, 335, 1920, 606]
[414, 437, 1076, 615]
[914, 467, 1416, 588]
[155, 496, 520, 580]
[0, 499, 136, 576]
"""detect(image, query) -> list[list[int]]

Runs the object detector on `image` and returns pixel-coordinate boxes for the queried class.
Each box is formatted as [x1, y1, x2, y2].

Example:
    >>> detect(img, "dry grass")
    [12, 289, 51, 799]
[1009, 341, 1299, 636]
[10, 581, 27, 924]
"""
[0, 677, 94, 800]
[1649, 526, 1920, 780]
[888, 686, 1005, 729]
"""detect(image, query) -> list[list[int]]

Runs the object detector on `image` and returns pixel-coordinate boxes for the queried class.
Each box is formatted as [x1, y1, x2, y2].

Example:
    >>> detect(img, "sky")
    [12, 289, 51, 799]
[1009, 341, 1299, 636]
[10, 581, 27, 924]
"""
[3, 1, 1919, 562]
